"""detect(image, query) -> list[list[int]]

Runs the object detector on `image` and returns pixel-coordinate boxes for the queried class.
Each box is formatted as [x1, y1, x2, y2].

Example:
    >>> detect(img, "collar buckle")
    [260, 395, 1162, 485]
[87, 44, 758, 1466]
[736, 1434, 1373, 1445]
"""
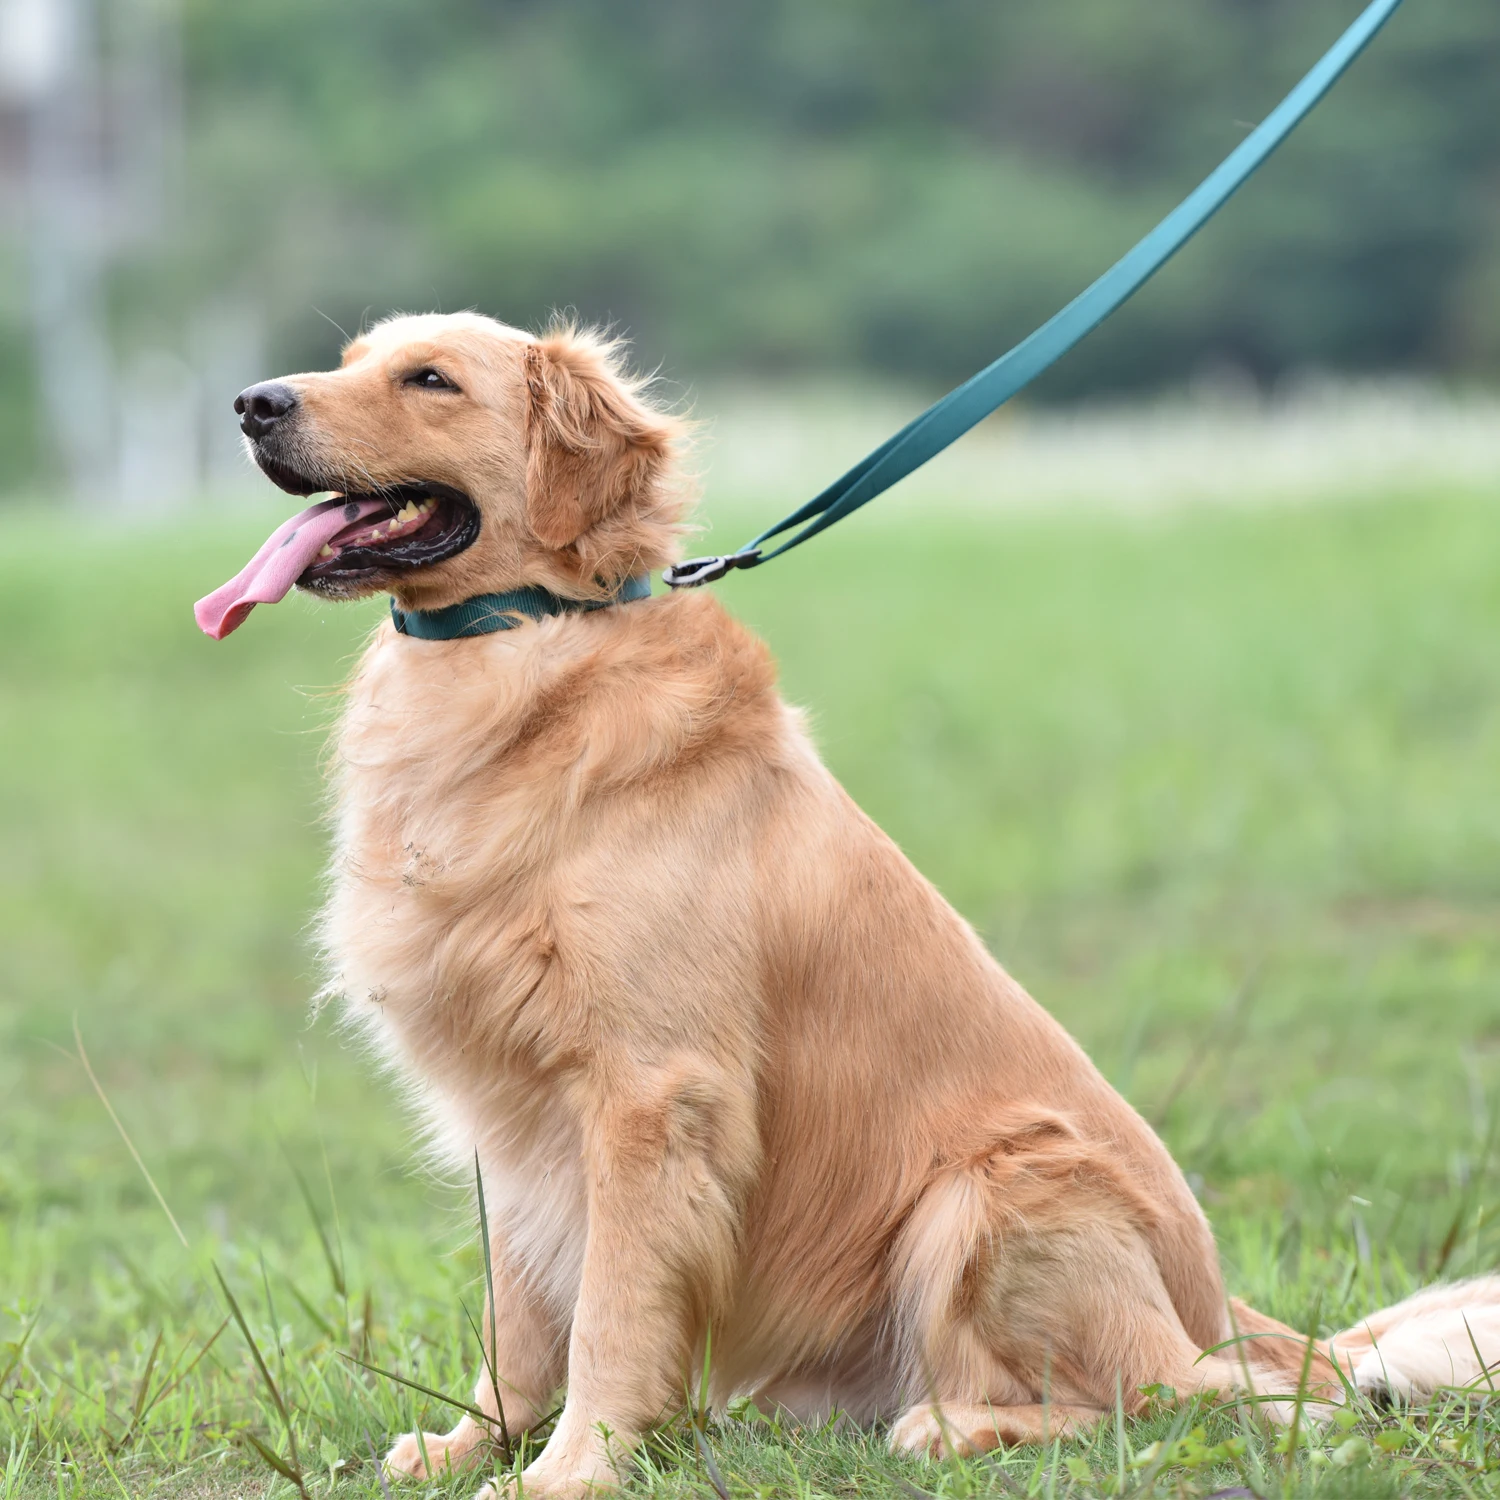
[662, 549, 762, 589]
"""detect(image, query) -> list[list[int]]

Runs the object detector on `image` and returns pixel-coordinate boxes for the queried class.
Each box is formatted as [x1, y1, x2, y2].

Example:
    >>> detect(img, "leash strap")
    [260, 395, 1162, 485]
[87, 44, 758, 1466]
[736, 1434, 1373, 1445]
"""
[664, 0, 1406, 590]
[391, 573, 651, 639]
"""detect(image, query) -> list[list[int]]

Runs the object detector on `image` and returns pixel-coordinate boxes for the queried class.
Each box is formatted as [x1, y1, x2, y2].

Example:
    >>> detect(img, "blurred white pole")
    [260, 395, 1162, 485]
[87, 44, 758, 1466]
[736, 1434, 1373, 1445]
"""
[113, 0, 182, 241]
[1, 0, 117, 504]
[109, 0, 193, 509]
[2, 0, 187, 508]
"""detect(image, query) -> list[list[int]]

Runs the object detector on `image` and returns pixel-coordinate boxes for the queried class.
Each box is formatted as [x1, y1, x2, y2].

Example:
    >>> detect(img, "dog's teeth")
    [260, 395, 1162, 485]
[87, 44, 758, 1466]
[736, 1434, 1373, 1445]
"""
[319, 545, 334, 558]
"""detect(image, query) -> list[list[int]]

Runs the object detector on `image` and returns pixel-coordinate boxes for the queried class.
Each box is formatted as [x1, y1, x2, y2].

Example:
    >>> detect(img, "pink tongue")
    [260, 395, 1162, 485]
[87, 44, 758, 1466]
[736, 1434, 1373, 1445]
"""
[194, 497, 391, 639]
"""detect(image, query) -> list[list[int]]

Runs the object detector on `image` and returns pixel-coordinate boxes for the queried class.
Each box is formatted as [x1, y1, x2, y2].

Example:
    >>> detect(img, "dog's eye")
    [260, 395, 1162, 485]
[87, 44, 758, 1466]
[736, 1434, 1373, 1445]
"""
[405, 367, 458, 392]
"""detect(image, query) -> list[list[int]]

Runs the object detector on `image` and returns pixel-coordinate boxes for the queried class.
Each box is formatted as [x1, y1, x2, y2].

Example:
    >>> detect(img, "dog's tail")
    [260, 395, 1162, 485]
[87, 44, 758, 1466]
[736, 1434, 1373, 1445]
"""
[1227, 1277, 1500, 1405]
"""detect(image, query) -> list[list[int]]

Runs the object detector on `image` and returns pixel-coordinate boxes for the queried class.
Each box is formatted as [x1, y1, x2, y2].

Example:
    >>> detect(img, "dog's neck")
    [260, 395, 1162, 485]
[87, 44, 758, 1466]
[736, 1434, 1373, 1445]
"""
[389, 574, 652, 640]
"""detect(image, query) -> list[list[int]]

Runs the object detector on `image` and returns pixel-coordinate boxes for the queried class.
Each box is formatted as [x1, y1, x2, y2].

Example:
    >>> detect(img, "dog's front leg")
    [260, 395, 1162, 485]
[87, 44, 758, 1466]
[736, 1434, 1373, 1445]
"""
[386, 1236, 566, 1481]
[485, 1069, 751, 1499]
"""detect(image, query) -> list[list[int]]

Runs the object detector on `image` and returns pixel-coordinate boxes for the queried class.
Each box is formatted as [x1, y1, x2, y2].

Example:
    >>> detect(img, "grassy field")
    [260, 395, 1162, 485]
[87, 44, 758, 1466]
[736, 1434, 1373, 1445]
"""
[4, 484, 1500, 1496]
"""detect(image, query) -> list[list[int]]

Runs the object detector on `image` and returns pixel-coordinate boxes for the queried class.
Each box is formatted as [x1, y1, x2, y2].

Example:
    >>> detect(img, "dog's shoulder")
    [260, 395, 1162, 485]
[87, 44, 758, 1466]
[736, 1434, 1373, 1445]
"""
[336, 589, 781, 793]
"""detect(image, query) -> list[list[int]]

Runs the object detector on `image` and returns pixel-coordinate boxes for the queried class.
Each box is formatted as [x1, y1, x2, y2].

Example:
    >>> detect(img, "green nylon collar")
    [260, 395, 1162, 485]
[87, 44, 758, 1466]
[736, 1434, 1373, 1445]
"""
[390, 573, 652, 640]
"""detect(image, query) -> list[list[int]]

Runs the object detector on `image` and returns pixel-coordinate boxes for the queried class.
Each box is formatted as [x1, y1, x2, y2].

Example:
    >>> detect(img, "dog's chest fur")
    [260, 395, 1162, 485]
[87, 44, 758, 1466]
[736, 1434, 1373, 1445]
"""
[318, 599, 782, 1316]
[320, 623, 599, 1310]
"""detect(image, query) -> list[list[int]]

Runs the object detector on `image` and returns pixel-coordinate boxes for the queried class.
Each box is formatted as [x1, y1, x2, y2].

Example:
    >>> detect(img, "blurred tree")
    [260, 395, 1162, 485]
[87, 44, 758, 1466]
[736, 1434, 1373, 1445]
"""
[1, 0, 1496, 493]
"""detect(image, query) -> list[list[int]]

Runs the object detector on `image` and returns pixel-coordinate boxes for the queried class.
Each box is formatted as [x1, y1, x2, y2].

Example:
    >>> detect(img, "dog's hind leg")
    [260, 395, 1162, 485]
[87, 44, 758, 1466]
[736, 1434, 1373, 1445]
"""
[889, 1400, 1103, 1457]
[887, 1111, 1260, 1458]
[384, 1237, 566, 1481]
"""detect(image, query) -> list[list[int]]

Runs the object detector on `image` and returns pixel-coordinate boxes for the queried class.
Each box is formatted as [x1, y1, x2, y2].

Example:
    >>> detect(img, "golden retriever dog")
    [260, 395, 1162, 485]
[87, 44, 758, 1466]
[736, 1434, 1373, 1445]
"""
[197, 312, 1500, 1497]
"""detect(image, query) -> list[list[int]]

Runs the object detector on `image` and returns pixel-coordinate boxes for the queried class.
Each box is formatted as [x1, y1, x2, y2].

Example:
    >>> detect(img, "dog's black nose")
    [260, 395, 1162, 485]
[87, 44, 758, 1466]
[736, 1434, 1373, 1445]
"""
[234, 381, 299, 440]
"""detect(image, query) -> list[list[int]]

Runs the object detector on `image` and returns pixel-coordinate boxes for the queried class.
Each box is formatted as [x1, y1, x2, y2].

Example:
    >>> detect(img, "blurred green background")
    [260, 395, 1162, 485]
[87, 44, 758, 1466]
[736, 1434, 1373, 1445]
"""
[168, 0, 1500, 379]
[2, 0, 1498, 495]
[5, 1, 1500, 1492]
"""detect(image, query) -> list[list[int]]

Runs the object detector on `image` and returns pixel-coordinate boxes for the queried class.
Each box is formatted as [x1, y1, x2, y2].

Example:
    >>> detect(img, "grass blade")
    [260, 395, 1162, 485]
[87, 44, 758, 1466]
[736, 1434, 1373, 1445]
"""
[1434, 1196, 1470, 1279]
[697, 1323, 713, 1426]
[129, 1331, 163, 1428]
[282, 1145, 346, 1300]
[277, 1265, 340, 1341]
[105, 1329, 165, 1449]
[213, 1263, 309, 1499]
[474, 1152, 511, 1453]
[0, 1314, 39, 1395]
[1279, 1293, 1322, 1481]
[692, 1420, 731, 1500]
[1459, 1312, 1498, 1397]
[240, 1428, 307, 1487]
[338, 1350, 491, 1424]
[127, 1317, 230, 1435]
[366, 1433, 394, 1500]
[72, 1020, 188, 1251]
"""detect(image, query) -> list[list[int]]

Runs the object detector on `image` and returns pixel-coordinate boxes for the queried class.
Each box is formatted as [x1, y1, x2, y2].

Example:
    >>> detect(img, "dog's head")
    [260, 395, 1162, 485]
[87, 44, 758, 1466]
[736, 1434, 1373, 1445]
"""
[197, 313, 690, 637]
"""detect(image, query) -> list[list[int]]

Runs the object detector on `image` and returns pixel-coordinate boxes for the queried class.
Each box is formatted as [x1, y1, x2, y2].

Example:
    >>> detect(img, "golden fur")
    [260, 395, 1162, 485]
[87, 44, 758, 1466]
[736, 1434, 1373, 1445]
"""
[243, 313, 1500, 1497]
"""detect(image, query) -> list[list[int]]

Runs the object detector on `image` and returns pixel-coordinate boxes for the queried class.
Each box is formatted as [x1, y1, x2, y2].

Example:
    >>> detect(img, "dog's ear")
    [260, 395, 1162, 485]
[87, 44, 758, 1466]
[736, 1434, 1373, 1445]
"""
[522, 331, 674, 550]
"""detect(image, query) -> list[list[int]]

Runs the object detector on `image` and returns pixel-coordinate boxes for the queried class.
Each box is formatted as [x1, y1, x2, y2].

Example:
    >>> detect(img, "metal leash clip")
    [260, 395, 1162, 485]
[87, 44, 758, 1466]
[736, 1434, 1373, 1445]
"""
[662, 549, 763, 589]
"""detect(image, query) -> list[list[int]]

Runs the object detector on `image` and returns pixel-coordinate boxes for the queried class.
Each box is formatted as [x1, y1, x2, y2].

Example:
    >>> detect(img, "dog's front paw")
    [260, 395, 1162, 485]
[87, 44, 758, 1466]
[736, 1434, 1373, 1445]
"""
[384, 1430, 474, 1480]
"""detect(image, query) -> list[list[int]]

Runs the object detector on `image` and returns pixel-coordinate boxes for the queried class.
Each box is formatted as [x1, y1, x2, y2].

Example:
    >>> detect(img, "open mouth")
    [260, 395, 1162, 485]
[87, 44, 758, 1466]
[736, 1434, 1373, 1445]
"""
[298, 482, 481, 585]
[194, 462, 482, 639]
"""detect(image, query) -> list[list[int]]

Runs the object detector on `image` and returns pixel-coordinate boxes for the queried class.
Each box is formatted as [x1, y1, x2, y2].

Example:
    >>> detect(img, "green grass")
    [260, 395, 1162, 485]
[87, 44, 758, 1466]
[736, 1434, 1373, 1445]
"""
[4, 486, 1500, 1496]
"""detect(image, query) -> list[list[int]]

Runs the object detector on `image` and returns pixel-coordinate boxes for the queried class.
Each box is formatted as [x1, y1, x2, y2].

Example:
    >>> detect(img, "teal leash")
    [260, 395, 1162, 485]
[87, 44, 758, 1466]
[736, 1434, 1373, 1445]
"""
[391, 573, 651, 640]
[663, 0, 1407, 590]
